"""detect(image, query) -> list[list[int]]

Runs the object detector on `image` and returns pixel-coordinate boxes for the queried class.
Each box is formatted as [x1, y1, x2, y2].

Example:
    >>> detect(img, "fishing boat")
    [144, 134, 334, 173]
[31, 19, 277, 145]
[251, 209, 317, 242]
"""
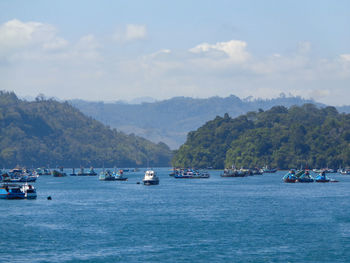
[70, 168, 77, 176]
[20, 183, 37, 199]
[283, 170, 297, 183]
[248, 168, 263, 175]
[142, 170, 159, 185]
[52, 168, 67, 177]
[35, 167, 51, 176]
[113, 170, 128, 181]
[296, 170, 314, 183]
[194, 170, 210, 178]
[262, 165, 277, 173]
[99, 170, 117, 181]
[77, 167, 97, 176]
[221, 168, 246, 177]
[339, 168, 350, 175]
[0, 184, 25, 199]
[169, 168, 179, 176]
[315, 172, 330, 183]
[4, 168, 37, 182]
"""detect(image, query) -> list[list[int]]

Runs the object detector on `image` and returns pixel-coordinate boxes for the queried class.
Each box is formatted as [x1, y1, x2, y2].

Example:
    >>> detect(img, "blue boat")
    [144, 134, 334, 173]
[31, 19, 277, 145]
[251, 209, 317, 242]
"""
[315, 172, 330, 183]
[1, 168, 37, 183]
[99, 170, 117, 181]
[283, 170, 297, 183]
[0, 184, 25, 199]
[113, 170, 128, 181]
[296, 170, 314, 183]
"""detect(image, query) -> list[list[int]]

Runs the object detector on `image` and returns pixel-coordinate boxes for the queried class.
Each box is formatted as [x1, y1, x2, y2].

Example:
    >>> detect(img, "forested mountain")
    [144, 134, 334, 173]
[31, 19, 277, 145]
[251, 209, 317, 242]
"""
[0, 91, 172, 167]
[172, 104, 350, 169]
[71, 95, 322, 149]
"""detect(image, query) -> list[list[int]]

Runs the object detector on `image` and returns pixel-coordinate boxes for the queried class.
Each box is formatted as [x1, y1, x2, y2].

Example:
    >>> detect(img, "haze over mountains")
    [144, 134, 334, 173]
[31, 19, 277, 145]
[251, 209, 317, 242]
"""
[71, 94, 350, 149]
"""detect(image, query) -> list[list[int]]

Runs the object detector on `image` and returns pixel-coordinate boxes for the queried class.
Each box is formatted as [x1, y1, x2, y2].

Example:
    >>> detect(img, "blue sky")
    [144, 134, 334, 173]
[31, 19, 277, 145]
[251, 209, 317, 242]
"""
[0, 0, 349, 105]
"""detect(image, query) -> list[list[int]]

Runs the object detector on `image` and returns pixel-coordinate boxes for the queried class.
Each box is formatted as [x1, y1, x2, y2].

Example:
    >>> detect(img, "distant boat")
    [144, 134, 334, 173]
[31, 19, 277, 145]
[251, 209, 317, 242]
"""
[52, 168, 67, 177]
[142, 170, 159, 185]
[175, 169, 210, 179]
[21, 183, 37, 199]
[2, 168, 37, 182]
[70, 168, 77, 176]
[339, 168, 350, 175]
[262, 166, 277, 173]
[113, 169, 128, 181]
[99, 170, 117, 181]
[296, 170, 314, 183]
[78, 167, 97, 176]
[35, 167, 51, 176]
[221, 168, 246, 177]
[283, 170, 297, 183]
[315, 172, 330, 183]
[0, 184, 25, 199]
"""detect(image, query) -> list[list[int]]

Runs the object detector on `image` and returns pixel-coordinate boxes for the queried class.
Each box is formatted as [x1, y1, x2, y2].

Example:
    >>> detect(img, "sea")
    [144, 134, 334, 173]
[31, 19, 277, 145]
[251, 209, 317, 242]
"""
[1, 168, 350, 263]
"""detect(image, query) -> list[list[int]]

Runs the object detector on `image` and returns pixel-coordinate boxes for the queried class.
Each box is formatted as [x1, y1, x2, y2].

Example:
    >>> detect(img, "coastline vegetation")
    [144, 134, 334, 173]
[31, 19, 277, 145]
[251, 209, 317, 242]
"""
[172, 104, 350, 169]
[0, 91, 172, 167]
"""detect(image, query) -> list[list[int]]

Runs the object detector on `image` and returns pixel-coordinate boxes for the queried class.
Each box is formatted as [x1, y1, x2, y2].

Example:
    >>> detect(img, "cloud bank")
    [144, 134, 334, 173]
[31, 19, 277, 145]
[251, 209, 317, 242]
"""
[0, 19, 349, 105]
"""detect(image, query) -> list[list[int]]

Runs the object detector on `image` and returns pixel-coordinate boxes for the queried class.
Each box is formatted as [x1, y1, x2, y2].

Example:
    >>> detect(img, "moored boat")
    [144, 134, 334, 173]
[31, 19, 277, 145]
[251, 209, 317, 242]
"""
[113, 169, 128, 181]
[99, 170, 117, 181]
[283, 170, 297, 183]
[339, 168, 350, 175]
[0, 184, 25, 199]
[21, 183, 37, 199]
[52, 168, 67, 177]
[262, 166, 277, 173]
[78, 167, 97, 176]
[296, 170, 314, 183]
[142, 170, 159, 185]
[221, 168, 246, 177]
[315, 172, 330, 183]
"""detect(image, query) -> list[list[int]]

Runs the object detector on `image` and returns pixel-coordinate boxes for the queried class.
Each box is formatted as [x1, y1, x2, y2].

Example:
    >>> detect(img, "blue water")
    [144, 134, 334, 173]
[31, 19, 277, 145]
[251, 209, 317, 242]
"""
[1, 168, 350, 262]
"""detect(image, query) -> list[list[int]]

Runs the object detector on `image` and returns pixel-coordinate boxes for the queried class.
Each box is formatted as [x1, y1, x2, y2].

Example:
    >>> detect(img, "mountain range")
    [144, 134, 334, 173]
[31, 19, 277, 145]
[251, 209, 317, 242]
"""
[71, 95, 349, 149]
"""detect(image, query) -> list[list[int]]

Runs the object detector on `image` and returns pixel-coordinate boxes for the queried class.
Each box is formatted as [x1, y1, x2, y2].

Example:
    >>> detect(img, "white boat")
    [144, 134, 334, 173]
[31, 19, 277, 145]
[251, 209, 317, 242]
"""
[20, 183, 37, 199]
[142, 170, 159, 185]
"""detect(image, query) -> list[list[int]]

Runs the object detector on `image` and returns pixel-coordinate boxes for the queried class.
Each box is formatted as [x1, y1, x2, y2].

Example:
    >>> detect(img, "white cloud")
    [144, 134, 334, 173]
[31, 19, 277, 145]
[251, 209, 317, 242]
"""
[0, 19, 68, 55]
[113, 24, 147, 42]
[340, 54, 350, 62]
[125, 24, 147, 41]
[189, 40, 250, 63]
[1, 20, 350, 106]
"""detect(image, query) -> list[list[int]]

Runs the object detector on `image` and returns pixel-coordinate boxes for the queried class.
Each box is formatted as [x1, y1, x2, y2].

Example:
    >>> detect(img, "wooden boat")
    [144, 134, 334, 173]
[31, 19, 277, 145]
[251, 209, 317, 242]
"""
[283, 170, 297, 183]
[0, 184, 25, 199]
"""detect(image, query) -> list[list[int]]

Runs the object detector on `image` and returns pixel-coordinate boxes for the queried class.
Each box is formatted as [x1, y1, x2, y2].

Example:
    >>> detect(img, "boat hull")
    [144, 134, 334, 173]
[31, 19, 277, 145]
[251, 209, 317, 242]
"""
[143, 179, 159, 185]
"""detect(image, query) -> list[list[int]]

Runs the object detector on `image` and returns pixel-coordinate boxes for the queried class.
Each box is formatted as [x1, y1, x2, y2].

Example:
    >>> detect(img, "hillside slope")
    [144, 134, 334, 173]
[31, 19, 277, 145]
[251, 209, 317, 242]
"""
[71, 95, 322, 149]
[0, 91, 172, 167]
[172, 104, 350, 169]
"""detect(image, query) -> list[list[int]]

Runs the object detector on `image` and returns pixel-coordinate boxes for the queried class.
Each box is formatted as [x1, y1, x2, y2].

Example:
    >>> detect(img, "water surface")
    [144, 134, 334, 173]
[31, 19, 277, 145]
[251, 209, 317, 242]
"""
[1, 168, 350, 262]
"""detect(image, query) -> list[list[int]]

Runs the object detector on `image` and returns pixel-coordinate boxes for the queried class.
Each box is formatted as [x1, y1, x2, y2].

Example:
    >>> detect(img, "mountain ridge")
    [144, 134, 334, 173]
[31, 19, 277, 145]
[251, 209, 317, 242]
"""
[0, 91, 172, 167]
[71, 94, 332, 149]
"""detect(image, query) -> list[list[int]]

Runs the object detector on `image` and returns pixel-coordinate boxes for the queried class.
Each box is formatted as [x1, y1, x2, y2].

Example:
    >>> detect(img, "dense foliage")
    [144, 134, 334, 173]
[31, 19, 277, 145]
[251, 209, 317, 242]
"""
[0, 91, 172, 167]
[71, 94, 322, 149]
[172, 104, 350, 169]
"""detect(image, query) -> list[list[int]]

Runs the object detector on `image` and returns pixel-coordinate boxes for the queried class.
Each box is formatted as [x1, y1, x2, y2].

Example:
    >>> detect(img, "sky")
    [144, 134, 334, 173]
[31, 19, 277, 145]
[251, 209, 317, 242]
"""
[0, 0, 349, 105]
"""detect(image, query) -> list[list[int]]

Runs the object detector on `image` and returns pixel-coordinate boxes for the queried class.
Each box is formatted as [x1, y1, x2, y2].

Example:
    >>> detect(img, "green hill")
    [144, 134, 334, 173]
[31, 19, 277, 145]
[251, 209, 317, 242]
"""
[71, 95, 321, 149]
[172, 104, 350, 169]
[0, 91, 172, 168]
